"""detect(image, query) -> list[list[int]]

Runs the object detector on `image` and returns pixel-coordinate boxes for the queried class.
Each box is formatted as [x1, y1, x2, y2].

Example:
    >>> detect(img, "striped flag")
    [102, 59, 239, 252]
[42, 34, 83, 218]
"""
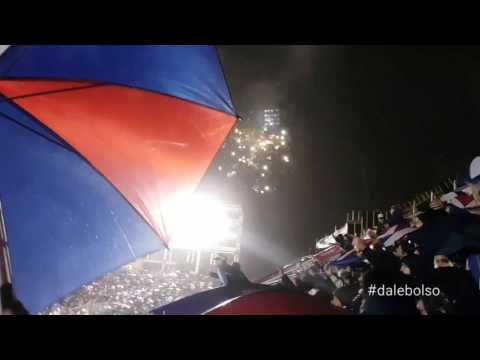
[377, 224, 418, 247]
[441, 191, 477, 209]
[329, 249, 365, 268]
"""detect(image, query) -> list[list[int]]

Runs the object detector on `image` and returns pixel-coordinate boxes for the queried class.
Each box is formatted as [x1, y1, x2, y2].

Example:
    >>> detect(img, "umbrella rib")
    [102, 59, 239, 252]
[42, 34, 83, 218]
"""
[0, 83, 108, 104]
[0, 100, 169, 249]
[0, 76, 237, 117]
[111, 214, 137, 258]
[0, 110, 76, 153]
[0, 84, 108, 153]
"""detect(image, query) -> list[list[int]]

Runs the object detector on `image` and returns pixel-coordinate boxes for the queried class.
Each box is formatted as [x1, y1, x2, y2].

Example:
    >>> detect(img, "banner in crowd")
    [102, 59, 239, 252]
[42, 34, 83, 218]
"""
[441, 191, 477, 209]
[378, 224, 417, 247]
[329, 249, 364, 269]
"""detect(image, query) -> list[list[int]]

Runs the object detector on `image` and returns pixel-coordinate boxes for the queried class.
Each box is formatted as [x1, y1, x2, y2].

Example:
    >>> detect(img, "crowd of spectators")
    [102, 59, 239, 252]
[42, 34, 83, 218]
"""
[43, 261, 221, 315]
[274, 194, 480, 315]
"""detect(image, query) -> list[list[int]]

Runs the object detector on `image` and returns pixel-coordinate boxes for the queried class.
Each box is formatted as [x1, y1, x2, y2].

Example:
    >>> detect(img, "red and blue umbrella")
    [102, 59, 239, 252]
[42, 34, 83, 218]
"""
[0, 45, 237, 313]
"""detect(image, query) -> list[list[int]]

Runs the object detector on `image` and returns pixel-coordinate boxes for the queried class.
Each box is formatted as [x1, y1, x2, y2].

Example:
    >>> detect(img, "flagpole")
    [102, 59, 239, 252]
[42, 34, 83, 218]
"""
[357, 210, 361, 236]
[443, 180, 449, 192]
[0, 199, 13, 315]
[194, 249, 201, 274]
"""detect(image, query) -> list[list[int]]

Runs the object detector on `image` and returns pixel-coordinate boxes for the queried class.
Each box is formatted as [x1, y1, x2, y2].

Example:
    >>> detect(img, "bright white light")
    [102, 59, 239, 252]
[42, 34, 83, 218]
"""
[162, 193, 232, 250]
[282, 155, 290, 163]
[264, 185, 270, 191]
[281, 129, 287, 135]
[218, 166, 223, 171]
[262, 165, 269, 171]
[261, 173, 265, 177]
[281, 141, 286, 146]
[231, 151, 236, 157]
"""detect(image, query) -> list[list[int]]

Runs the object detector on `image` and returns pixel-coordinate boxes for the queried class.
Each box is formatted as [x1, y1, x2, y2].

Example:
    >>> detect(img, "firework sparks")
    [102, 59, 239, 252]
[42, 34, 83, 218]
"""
[215, 117, 291, 194]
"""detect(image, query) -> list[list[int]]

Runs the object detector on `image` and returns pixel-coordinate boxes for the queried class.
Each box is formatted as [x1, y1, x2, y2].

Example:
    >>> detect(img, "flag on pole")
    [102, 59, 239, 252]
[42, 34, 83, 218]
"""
[377, 224, 418, 247]
[329, 249, 365, 268]
[440, 191, 477, 209]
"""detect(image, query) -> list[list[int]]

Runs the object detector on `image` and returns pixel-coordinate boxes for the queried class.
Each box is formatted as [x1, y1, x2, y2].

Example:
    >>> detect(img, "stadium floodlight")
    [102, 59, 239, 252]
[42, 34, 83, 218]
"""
[161, 192, 232, 251]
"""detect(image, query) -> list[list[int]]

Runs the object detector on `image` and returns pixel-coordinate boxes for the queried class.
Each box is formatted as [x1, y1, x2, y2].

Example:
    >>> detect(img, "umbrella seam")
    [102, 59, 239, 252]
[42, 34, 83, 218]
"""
[0, 83, 108, 104]
[0, 110, 74, 152]
[0, 76, 238, 118]
[0, 98, 169, 250]
[111, 215, 137, 259]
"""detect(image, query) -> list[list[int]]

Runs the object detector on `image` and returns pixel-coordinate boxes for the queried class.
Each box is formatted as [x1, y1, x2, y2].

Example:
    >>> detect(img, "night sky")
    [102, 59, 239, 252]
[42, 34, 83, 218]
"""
[199, 46, 480, 279]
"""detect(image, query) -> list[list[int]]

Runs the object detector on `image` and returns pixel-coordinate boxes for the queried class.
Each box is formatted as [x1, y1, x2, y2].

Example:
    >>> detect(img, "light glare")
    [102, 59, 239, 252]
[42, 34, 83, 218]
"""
[162, 193, 232, 250]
